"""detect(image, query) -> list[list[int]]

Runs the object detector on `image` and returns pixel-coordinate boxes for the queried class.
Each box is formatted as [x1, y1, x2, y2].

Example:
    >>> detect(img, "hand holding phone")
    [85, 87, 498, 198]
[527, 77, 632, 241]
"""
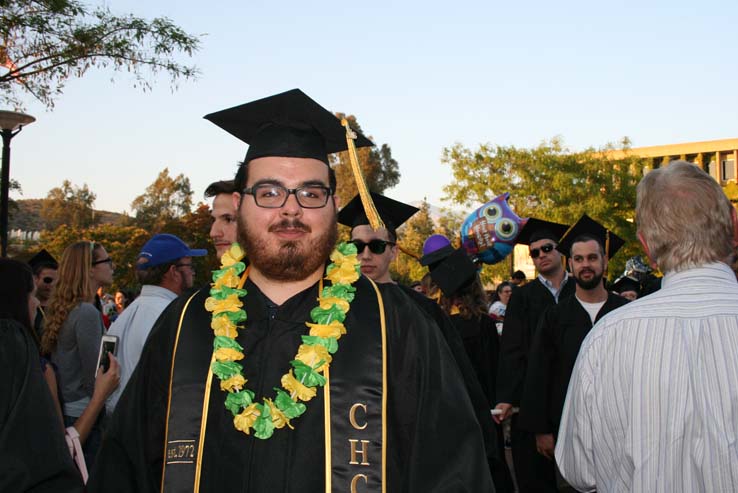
[96, 335, 119, 372]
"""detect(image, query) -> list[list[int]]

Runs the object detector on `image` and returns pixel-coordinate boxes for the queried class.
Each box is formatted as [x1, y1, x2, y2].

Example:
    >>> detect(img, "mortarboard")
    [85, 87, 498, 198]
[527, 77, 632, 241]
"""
[420, 235, 478, 296]
[204, 89, 374, 165]
[611, 275, 640, 295]
[556, 214, 625, 259]
[28, 249, 58, 271]
[515, 218, 570, 246]
[338, 192, 419, 235]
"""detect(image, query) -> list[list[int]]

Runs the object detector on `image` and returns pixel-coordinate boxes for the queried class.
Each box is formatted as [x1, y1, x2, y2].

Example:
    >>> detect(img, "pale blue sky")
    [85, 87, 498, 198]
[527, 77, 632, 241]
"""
[9, 0, 738, 214]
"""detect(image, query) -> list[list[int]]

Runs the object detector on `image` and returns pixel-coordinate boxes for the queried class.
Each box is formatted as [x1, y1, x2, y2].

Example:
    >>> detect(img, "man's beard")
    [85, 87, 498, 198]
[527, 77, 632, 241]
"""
[574, 268, 604, 290]
[238, 214, 338, 282]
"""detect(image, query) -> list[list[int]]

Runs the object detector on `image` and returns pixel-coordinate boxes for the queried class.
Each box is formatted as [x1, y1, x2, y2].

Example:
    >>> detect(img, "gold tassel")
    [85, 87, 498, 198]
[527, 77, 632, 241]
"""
[341, 118, 384, 231]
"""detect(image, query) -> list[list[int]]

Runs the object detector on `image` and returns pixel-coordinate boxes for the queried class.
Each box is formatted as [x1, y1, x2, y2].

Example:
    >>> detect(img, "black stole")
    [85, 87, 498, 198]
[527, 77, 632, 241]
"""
[160, 281, 387, 493]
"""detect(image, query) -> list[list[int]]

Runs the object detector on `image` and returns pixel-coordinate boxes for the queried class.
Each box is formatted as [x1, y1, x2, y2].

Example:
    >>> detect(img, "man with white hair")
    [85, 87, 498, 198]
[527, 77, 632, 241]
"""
[556, 161, 738, 492]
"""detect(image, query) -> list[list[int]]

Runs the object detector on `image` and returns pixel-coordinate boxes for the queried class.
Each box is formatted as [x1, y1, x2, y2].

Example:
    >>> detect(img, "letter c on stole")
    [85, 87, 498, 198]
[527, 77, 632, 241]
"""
[349, 403, 367, 430]
[350, 474, 368, 493]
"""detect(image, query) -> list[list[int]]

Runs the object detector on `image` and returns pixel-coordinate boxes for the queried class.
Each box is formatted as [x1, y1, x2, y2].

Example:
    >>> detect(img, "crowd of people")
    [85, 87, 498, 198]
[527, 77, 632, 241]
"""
[1, 88, 737, 493]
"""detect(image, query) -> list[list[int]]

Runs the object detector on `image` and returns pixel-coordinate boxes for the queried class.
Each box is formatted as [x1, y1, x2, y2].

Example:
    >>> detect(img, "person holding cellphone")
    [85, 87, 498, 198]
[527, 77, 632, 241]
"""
[41, 241, 117, 470]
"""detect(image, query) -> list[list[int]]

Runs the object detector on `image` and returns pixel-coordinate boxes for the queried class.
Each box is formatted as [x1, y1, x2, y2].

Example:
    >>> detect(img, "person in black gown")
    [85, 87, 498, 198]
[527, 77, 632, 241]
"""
[89, 89, 493, 492]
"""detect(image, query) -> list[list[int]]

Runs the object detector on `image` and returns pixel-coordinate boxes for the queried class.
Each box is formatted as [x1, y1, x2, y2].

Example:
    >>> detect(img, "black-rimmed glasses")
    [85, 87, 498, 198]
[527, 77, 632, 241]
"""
[242, 184, 332, 209]
[529, 243, 555, 259]
[350, 239, 396, 255]
[175, 262, 194, 272]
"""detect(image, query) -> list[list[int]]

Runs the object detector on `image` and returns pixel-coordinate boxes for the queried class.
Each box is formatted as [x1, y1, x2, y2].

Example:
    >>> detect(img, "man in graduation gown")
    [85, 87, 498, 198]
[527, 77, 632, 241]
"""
[518, 215, 629, 490]
[88, 89, 493, 493]
[493, 218, 574, 492]
[340, 193, 512, 491]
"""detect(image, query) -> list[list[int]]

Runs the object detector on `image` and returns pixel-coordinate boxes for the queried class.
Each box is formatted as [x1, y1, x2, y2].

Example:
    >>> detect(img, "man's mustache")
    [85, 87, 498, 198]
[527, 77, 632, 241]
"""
[269, 219, 311, 233]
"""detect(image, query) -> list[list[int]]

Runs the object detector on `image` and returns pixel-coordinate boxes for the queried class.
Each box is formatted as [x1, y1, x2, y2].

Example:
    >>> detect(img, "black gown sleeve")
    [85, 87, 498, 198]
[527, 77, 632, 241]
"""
[0, 319, 83, 493]
[87, 291, 201, 493]
[495, 286, 529, 405]
[380, 286, 495, 492]
[518, 304, 558, 434]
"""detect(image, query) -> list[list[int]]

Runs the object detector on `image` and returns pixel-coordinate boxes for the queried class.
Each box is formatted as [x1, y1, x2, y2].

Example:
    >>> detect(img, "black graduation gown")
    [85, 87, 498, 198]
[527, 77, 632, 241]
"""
[88, 277, 493, 492]
[399, 286, 514, 492]
[496, 278, 575, 406]
[518, 293, 629, 436]
[0, 319, 84, 493]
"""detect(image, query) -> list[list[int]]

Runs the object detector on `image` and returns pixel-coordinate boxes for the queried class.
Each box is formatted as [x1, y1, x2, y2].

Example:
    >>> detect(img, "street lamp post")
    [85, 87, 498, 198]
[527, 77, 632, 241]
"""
[0, 110, 35, 257]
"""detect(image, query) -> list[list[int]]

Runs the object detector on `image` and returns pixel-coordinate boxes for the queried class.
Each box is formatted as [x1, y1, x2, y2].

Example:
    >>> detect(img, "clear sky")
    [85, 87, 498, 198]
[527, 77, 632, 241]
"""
[8, 0, 738, 215]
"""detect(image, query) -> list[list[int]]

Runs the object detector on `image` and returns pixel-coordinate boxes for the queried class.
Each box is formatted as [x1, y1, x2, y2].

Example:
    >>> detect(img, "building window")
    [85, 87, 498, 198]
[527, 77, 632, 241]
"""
[708, 160, 717, 177]
[722, 159, 735, 181]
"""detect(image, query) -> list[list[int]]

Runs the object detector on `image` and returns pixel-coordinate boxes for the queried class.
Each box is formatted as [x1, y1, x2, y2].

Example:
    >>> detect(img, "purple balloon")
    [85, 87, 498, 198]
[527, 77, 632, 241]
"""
[423, 234, 451, 256]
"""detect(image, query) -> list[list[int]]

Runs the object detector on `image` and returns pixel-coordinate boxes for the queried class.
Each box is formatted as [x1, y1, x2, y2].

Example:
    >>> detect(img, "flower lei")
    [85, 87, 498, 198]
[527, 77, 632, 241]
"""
[204, 242, 360, 440]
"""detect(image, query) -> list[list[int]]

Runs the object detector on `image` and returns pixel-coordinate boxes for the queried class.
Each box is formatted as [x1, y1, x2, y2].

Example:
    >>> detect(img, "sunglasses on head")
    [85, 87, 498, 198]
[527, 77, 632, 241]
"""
[530, 243, 555, 259]
[350, 239, 395, 254]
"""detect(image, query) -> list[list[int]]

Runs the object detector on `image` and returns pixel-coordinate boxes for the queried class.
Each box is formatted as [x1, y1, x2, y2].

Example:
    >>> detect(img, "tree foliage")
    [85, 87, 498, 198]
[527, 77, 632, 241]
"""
[331, 113, 400, 206]
[0, 0, 200, 109]
[131, 167, 193, 232]
[392, 200, 434, 285]
[40, 179, 96, 229]
[441, 137, 650, 277]
[1, 176, 22, 220]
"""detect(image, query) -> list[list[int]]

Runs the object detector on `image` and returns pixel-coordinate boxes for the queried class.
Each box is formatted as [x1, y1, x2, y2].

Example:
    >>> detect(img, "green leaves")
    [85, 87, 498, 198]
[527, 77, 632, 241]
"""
[224, 390, 254, 416]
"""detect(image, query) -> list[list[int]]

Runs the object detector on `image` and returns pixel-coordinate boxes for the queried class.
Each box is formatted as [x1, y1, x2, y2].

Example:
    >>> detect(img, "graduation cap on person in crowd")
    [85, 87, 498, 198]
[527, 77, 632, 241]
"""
[556, 214, 625, 259]
[420, 234, 478, 296]
[338, 192, 419, 238]
[515, 218, 571, 246]
[28, 249, 58, 272]
[610, 275, 641, 297]
[205, 89, 386, 231]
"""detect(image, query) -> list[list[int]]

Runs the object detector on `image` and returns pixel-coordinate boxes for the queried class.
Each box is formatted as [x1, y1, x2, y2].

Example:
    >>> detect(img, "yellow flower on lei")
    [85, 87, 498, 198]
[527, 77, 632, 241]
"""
[233, 403, 260, 434]
[220, 374, 247, 392]
[281, 370, 317, 402]
[325, 258, 359, 284]
[211, 316, 238, 338]
[318, 295, 350, 312]
[306, 320, 346, 339]
[214, 347, 244, 362]
[221, 244, 245, 267]
[295, 343, 331, 371]
[214, 269, 241, 289]
[205, 294, 243, 315]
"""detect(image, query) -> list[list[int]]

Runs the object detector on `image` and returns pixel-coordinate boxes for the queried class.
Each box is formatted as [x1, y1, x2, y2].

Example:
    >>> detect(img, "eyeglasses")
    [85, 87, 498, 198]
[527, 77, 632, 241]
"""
[529, 243, 555, 259]
[242, 184, 332, 209]
[350, 239, 395, 254]
[92, 257, 113, 266]
[42, 277, 55, 284]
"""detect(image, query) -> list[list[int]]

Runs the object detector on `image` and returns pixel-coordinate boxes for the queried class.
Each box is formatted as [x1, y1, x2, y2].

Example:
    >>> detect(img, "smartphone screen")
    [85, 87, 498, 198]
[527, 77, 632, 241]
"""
[96, 336, 118, 372]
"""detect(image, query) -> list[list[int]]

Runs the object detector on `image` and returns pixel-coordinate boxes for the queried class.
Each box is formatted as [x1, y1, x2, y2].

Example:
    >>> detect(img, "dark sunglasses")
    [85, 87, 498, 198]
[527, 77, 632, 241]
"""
[42, 276, 55, 284]
[529, 243, 555, 259]
[350, 239, 395, 255]
[92, 257, 113, 266]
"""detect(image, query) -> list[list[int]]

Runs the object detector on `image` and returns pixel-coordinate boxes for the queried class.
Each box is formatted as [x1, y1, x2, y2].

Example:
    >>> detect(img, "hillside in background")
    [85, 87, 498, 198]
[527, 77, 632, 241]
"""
[8, 199, 128, 231]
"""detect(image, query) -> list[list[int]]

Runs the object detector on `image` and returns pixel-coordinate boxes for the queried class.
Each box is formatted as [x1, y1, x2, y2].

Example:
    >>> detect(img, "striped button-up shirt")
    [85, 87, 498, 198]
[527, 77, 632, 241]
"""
[556, 262, 738, 492]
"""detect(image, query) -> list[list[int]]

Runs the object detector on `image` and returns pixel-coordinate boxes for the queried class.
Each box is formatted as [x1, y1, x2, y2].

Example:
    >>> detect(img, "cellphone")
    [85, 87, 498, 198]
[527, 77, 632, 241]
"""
[96, 334, 119, 372]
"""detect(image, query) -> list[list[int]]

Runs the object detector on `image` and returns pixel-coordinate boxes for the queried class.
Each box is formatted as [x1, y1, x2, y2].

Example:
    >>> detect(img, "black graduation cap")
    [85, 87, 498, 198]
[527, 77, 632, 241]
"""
[204, 89, 374, 165]
[515, 217, 570, 246]
[611, 275, 640, 295]
[419, 235, 478, 297]
[28, 249, 58, 271]
[556, 214, 625, 259]
[338, 192, 419, 236]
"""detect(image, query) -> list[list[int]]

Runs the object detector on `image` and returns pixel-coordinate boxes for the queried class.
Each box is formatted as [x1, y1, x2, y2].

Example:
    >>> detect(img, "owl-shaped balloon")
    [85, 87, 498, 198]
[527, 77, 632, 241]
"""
[460, 192, 527, 264]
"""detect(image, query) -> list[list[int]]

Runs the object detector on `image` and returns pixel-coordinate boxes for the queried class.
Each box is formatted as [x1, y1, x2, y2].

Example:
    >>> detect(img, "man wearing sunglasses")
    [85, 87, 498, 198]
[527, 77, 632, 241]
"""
[494, 218, 574, 493]
[338, 192, 418, 284]
[28, 249, 59, 342]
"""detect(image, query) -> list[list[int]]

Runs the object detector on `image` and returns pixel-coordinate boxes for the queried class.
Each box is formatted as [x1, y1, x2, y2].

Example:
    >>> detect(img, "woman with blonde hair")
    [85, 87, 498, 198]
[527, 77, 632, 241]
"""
[41, 241, 116, 469]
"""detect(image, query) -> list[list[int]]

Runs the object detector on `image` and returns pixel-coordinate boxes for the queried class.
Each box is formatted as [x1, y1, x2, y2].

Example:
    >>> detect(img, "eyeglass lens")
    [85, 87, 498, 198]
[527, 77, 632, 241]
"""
[352, 240, 393, 254]
[530, 243, 555, 259]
